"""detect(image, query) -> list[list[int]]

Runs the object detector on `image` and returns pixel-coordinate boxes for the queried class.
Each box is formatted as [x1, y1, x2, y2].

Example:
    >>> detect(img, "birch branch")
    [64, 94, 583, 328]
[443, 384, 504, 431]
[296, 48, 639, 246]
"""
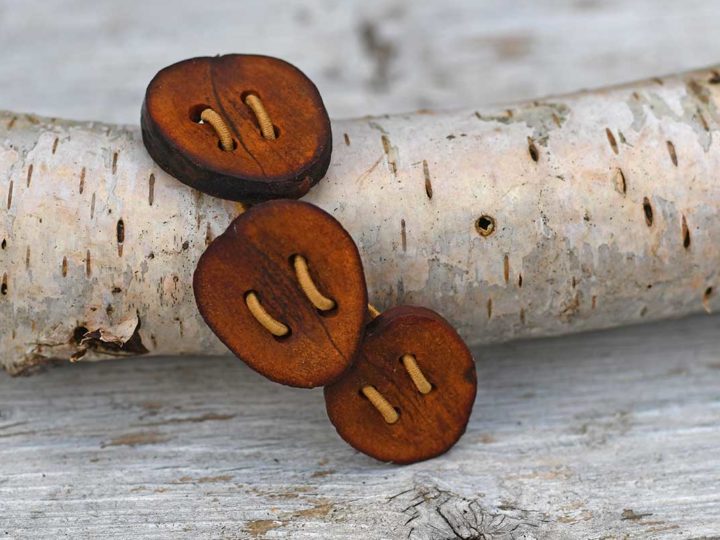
[1, 66, 719, 375]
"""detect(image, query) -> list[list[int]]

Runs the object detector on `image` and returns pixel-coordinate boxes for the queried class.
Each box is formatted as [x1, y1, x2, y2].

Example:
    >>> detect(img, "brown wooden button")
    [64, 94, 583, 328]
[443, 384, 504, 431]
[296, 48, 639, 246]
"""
[141, 54, 332, 202]
[193, 200, 367, 388]
[324, 306, 477, 463]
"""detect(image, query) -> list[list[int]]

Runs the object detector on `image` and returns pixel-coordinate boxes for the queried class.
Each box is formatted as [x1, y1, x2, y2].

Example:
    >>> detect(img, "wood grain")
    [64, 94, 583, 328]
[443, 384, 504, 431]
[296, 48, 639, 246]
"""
[194, 200, 367, 388]
[325, 306, 476, 464]
[1, 313, 718, 538]
[141, 54, 332, 201]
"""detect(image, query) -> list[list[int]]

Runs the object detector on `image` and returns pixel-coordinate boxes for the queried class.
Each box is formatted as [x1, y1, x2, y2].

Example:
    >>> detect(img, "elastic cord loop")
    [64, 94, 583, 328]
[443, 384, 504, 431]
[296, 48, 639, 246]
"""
[401, 354, 432, 394]
[200, 108, 234, 151]
[244, 94, 276, 140]
[361, 386, 399, 424]
[293, 255, 335, 311]
[245, 291, 289, 337]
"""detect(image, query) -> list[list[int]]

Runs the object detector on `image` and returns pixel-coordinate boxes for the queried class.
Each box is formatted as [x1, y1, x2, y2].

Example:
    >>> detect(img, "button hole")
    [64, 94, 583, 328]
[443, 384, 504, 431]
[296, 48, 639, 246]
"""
[272, 327, 292, 342]
[217, 138, 238, 151]
[188, 104, 210, 123]
[317, 303, 338, 317]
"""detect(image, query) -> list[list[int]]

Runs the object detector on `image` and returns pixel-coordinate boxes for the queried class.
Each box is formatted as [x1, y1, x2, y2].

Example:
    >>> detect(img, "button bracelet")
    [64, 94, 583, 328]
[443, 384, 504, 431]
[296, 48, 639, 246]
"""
[140, 54, 478, 464]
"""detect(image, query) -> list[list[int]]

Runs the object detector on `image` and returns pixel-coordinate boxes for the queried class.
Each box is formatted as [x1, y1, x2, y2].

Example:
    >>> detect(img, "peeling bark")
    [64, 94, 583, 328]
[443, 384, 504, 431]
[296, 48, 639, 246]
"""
[1, 66, 719, 374]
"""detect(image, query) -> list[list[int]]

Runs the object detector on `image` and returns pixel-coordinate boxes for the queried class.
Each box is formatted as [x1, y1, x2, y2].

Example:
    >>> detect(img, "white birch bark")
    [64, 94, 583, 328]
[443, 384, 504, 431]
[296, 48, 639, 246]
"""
[1, 66, 719, 374]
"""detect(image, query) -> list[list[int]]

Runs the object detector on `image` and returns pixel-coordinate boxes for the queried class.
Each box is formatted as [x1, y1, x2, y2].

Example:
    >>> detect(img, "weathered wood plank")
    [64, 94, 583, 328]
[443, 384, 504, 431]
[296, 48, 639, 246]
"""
[1, 314, 719, 538]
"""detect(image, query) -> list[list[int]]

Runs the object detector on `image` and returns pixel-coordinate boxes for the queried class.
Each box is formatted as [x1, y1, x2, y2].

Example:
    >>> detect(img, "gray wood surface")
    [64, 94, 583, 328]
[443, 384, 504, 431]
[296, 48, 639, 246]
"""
[3, 0, 720, 537]
[1, 314, 719, 538]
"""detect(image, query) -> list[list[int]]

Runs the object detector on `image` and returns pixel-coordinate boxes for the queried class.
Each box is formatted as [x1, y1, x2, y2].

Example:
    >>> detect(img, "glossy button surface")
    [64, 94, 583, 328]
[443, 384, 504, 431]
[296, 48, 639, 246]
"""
[141, 54, 332, 202]
[194, 200, 367, 388]
[324, 306, 477, 463]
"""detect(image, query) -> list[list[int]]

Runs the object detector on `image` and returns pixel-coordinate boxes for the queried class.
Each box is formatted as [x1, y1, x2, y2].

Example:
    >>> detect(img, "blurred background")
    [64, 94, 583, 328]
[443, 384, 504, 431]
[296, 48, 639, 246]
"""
[3, 0, 720, 123]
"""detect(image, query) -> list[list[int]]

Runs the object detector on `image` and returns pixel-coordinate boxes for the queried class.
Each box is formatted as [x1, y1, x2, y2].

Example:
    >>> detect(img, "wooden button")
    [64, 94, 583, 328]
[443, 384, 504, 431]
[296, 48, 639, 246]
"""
[141, 54, 332, 202]
[324, 306, 477, 463]
[193, 200, 367, 388]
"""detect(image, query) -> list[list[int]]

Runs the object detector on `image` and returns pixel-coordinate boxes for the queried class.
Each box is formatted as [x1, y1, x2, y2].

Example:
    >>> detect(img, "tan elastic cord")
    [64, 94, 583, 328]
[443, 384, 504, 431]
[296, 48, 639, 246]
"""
[244, 94, 276, 140]
[367, 303, 381, 319]
[361, 385, 399, 424]
[401, 354, 432, 394]
[235, 201, 249, 215]
[200, 108, 234, 151]
[245, 291, 289, 337]
[293, 255, 336, 311]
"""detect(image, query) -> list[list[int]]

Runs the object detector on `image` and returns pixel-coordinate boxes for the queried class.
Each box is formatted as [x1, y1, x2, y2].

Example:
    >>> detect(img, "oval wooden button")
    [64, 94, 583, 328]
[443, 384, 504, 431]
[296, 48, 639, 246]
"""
[141, 54, 332, 202]
[324, 306, 477, 463]
[193, 200, 367, 388]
